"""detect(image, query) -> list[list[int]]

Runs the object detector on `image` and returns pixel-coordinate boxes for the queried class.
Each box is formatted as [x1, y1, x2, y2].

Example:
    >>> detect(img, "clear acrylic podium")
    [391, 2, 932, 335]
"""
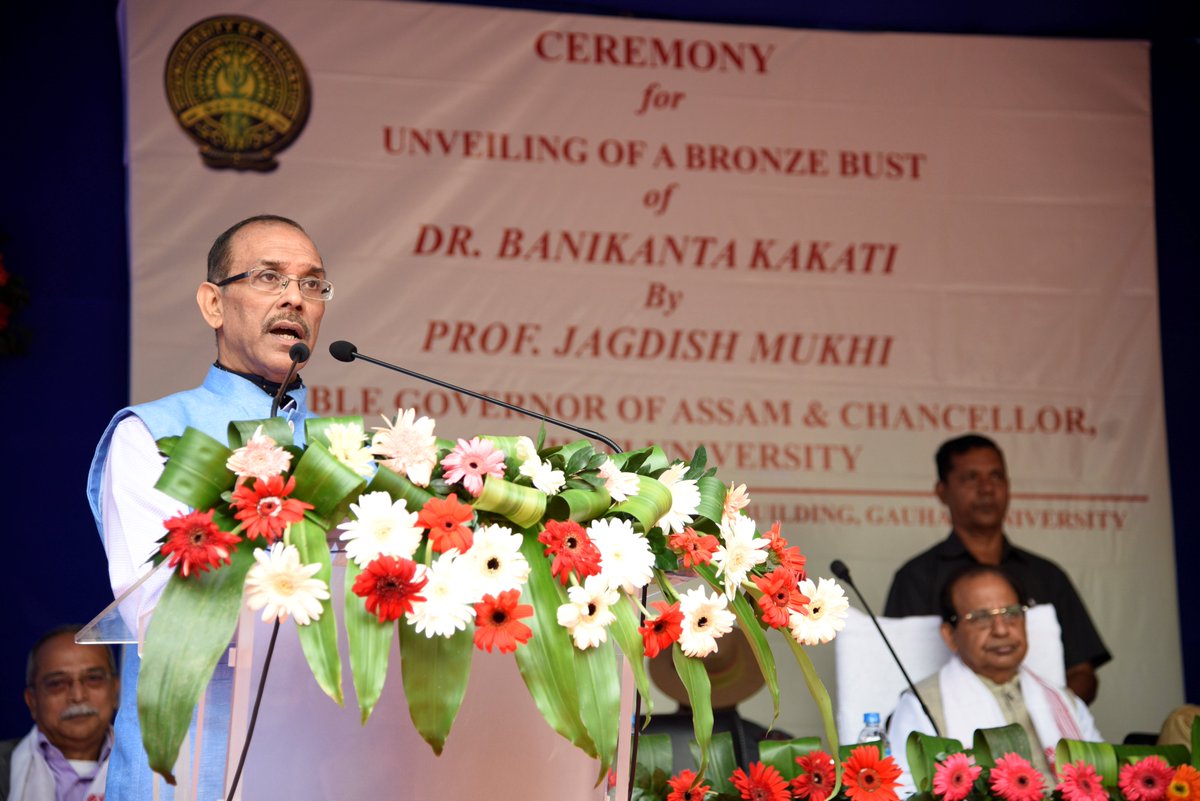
[80, 555, 637, 801]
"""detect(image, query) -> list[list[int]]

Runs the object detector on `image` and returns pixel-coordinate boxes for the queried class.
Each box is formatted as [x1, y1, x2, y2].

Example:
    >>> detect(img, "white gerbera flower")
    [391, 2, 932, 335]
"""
[226, 425, 292, 482]
[324, 422, 375, 478]
[677, 585, 736, 657]
[599, 458, 641, 502]
[515, 436, 539, 465]
[588, 517, 654, 595]
[339, 491, 422, 567]
[405, 550, 476, 637]
[788, 577, 850, 645]
[244, 543, 330, 626]
[556, 574, 619, 649]
[520, 458, 566, 495]
[654, 462, 701, 535]
[372, 408, 438, 487]
[461, 523, 530, 596]
[712, 515, 769, 595]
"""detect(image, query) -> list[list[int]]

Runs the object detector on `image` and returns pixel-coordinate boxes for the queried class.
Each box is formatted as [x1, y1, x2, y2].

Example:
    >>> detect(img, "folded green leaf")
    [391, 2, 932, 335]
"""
[369, 465, 434, 512]
[1056, 739, 1119, 786]
[906, 732, 965, 792]
[226, 417, 293, 449]
[760, 737, 823, 780]
[546, 486, 612, 523]
[289, 440, 367, 529]
[632, 732, 673, 797]
[153, 427, 233, 510]
[474, 474, 546, 529]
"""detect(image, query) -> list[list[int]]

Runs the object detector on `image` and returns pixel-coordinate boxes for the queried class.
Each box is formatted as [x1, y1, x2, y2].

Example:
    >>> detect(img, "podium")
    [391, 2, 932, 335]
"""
[81, 555, 638, 801]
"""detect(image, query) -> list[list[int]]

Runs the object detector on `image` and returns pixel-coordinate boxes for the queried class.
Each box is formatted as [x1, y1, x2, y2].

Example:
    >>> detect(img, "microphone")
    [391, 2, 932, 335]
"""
[328, 340, 622, 453]
[270, 341, 310, 417]
[831, 559, 941, 737]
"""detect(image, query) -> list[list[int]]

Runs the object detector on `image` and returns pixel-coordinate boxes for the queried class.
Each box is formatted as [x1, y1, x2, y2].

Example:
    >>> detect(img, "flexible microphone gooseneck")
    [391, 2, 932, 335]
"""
[830, 559, 941, 737]
[270, 341, 311, 417]
[328, 339, 623, 454]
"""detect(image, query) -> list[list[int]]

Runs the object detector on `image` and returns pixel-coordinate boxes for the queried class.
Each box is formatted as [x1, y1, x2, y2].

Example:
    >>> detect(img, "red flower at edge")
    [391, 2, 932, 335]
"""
[417, 495, 475, 553]
[160, 509, 241, 578]
[351, 556, 428, 622]
[752, 567, 810, 628]
[667, 526, 720, 569]
[793, 750, 838, 801]
[638, 600, 683, 658]
[990, 752, 1046, 801]
[1119, 756, 1175, 801]
[474, 589, 534, 653]
[538, 519, 602, 585]
[842, 745, 903, 801]
[230, 474, 312, 543]
[763, 521, 807, 578]
[667, 769, 711, 801]
[731, 761, 791, 801]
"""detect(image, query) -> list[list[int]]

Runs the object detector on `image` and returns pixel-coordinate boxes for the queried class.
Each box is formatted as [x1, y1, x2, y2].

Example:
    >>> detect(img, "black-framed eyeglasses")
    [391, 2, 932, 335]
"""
[949, 604, 1028, 628]
[36, 669, 114, 695]
[216, 268, 334, 301]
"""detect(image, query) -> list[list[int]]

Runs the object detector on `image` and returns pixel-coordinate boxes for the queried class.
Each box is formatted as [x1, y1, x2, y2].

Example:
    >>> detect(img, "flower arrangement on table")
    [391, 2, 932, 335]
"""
[139, 408, 851, 785]
[900, 723, 1200, 801]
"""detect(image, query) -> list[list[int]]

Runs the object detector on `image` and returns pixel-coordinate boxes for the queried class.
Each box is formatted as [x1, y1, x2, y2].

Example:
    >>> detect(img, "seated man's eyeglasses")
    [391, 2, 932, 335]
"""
[216, 267, 334, 301]
[949, 604, 1028, 628]
[38, 669, 115, 695]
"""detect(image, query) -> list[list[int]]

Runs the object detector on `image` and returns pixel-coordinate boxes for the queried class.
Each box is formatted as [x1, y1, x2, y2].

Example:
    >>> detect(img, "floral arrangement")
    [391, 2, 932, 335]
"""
[139, 409, 851, 785]
[635, 735, 900, 801]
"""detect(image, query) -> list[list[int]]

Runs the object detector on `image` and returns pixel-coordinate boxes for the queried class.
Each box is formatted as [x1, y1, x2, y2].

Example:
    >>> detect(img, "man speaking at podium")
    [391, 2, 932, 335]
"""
[86, 215, 330, 799]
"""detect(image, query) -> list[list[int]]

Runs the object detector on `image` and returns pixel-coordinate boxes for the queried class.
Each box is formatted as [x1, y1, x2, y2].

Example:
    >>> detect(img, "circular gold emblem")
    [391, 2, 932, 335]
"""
[165, 15, 311, 171]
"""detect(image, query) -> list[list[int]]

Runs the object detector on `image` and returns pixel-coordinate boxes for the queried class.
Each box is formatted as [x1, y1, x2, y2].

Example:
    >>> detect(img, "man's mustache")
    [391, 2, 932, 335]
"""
[263, 313, 311, 340]
[61, 703, 100, 721]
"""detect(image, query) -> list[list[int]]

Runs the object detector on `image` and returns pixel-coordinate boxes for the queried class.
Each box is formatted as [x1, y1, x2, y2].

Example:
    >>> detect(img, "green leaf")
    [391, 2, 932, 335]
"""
[760, 737, 823, 780]
[574, 637, 623, 785]
[906, 732, 965, 793]
[1113, 743, 1190, 767]
[137, 527, 252, 783]
[399, 622, 474, 754]
[546, 486, 612, 523]
[289, 440, 368, 529]
[368, 465, 434, 512]
[693, 475, 726, 528]
[632, 733, 674, 797]
[610, 475, 673, 534]
[226, 417, 293, 449]
[1056, 740, 1119, 786]
[289, 519, 343, 705]
[691, 730, 736, 794]
[973, 724, 1031, 766]
[513, 530, 596, 756]
[609, 596, 653, 719]
[671, 645, 713, 777]
[682, 446, 708, 480]
[780, 633, 842, 795]
[344, 559, 393, 723]
[474, 474, 546, 529]
[153, 427, 234, 510]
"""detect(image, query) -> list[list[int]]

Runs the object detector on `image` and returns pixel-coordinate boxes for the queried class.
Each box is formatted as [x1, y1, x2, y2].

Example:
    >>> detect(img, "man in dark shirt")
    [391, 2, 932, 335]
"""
[883, 434, 1110, 704]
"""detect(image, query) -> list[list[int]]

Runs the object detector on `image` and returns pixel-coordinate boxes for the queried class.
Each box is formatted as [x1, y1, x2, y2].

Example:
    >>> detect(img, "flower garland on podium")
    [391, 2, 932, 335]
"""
[140, 409, 850, 787]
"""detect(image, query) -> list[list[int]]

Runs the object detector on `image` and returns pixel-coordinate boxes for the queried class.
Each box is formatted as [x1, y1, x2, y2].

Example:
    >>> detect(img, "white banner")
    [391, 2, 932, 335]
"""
[125, 0, 1177, 755]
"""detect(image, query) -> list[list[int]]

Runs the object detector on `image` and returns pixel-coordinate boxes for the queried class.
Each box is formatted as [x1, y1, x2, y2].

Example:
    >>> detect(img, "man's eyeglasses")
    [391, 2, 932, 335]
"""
[949, 604, 1028, 628]
[36, 669, 114, 695]
[216, 268, 334, 301]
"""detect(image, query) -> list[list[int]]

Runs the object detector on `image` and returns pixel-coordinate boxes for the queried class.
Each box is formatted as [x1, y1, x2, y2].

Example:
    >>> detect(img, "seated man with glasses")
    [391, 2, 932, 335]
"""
[887, 565, 1101, 794]
[86, 215, 330, 801]
[2, 626, 118, 801]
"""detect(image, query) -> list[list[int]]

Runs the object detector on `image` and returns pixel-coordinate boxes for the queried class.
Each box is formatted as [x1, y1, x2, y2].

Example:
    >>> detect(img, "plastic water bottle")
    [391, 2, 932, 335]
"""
[857, 711, 891, 756]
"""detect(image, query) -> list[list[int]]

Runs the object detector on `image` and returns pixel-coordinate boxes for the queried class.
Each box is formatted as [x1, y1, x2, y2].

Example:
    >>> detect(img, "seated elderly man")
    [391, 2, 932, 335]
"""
[1, 626, 119, 801]
[888, 565, 1101, 792]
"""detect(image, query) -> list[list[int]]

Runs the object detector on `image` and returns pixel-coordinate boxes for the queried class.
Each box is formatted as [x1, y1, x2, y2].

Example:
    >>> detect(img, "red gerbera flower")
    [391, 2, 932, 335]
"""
[666, 769, 711, 801]
[667, 526, 720, 568]
[990, 753, 1046, 801]
[793, 750, 838, 801]
[731, 761, 791, 801]
[1168, 765, 1200, 801]
[160, 509, 241, 578]
[230, 474, 312, 543]
[473, 589, 534, 653]
[538, 519, 602, 585]
[1058, 761, 1110, 801]
[763, 521, 807, 578]
[932, 753, 981, 801]
[638, 600, 683, 658]
[752, 567, 810, 628]
[351, 555, 428, 622]
[416, 495, 475, 553]
[1119, 756, 1175, 801]
[842, 745, 903, 801]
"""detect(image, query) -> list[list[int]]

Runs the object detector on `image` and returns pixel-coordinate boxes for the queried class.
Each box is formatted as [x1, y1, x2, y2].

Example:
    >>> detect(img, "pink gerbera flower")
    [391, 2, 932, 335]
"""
[440, 436, 506, 497]
[1058, 761, 1109, 801]
[990, 753, 1045, 801]
[933, 753, 981, 801]
[1119, 756, 1175, 801]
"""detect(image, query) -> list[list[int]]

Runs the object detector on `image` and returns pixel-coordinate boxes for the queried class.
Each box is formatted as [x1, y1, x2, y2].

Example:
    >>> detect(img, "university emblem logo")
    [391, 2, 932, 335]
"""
[164, 15, 311, 171]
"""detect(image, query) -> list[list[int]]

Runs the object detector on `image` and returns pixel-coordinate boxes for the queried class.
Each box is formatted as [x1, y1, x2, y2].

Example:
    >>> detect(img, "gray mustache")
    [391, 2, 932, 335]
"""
[61, 704, 100, 721]
[263, 313, 311, 339]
